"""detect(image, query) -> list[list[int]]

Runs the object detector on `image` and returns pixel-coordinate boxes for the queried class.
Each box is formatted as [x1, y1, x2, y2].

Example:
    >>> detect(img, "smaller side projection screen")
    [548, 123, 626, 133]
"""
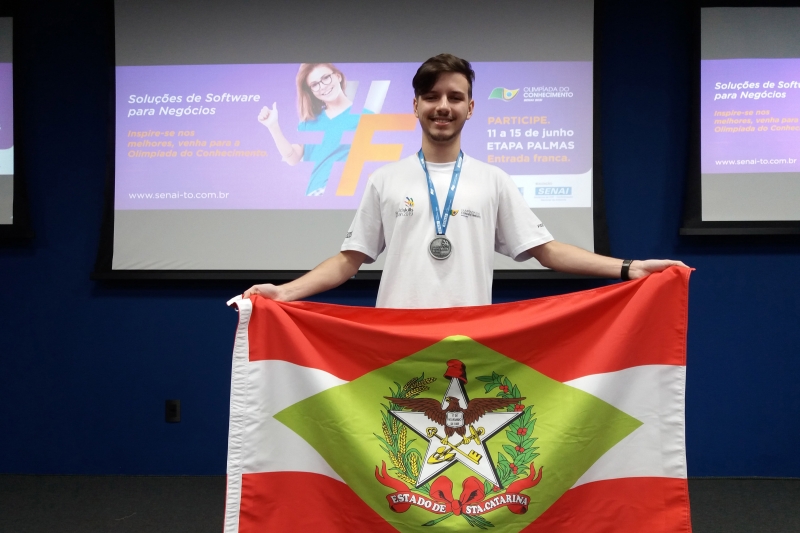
[0, 17, 13, 225]
[696, 6, 800, 228]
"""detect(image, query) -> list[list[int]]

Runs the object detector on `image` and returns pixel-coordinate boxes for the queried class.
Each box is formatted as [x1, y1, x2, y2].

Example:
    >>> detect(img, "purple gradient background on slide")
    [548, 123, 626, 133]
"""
[0, 63, 13, 150]
[115, 62, 592, 210]
[702, 58, 800, 174]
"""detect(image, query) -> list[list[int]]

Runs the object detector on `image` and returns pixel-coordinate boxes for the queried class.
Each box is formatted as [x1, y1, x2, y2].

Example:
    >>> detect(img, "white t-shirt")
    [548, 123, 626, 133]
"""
[341, 155, 553, 308]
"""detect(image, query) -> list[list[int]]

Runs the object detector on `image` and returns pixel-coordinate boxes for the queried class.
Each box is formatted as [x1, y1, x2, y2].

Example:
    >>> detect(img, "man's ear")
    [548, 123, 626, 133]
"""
[467, 99, 474, 120]
[413, 97, 419, 118]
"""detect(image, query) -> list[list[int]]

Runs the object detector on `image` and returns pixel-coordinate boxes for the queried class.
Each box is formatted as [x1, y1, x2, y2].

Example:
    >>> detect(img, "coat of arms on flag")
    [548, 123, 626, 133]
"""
[224, 267, 692, 533]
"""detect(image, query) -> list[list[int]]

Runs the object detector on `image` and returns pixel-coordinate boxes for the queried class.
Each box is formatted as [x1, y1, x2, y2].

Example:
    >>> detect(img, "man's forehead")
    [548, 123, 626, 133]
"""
[423, 73, 470, 94]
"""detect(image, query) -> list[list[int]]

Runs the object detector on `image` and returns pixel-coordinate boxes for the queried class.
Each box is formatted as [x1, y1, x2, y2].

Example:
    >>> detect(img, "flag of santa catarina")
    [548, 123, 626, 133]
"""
[224, 267, 692, 533]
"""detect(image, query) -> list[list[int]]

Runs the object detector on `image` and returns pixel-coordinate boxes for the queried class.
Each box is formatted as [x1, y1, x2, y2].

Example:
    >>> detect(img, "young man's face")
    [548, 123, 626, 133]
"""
[413, 72, 474, 146]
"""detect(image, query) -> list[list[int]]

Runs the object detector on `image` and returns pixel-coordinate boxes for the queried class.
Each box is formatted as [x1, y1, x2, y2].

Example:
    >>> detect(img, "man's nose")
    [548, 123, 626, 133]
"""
[435, 97, 450, 112]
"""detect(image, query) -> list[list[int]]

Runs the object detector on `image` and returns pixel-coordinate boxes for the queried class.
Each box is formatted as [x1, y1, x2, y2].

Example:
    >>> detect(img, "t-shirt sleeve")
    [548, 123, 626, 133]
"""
[340, 177, 385, 263]
[495, 172, 553, 261]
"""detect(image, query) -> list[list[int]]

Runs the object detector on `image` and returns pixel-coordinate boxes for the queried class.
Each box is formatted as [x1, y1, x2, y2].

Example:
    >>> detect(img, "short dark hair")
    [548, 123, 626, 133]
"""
[412, 54, 475, 98]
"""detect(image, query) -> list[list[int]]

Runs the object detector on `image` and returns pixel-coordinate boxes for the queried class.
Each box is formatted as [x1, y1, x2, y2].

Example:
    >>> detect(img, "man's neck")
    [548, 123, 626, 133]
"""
[421, 137, 462, 163]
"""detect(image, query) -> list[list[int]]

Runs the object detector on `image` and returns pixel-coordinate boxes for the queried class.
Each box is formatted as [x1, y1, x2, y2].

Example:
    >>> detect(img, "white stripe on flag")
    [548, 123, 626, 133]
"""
[224, 297, 251, 533]
[566, 364, 687, 487]
[231, 360, 685, 487]
[239, 359, 347, 478]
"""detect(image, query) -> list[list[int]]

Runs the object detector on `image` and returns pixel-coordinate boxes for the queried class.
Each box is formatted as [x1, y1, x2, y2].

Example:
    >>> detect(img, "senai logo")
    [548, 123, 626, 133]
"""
[489, 87, 519, 101]
[535, 187, 572, 197]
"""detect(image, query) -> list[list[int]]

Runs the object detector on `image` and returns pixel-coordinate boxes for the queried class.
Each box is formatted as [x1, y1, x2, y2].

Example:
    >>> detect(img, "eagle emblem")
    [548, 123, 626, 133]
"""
[390, 395, 524, 438]
[386, 360, 527, 488]
[375, 359, 544, 528]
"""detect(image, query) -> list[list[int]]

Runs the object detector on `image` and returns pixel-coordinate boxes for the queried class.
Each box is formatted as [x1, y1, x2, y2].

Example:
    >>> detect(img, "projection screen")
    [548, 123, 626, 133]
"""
[0, 17, 12, 226]
[684, 5, 800, 234]
[103, 0, 603, 276]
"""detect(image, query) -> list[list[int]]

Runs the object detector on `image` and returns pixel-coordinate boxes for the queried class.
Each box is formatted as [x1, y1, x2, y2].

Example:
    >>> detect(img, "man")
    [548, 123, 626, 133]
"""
[244, 54, 686, 308]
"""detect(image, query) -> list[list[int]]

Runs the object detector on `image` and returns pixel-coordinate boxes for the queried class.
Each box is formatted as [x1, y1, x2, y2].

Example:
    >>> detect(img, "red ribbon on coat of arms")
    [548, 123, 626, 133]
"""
[375, 461, 543, 516]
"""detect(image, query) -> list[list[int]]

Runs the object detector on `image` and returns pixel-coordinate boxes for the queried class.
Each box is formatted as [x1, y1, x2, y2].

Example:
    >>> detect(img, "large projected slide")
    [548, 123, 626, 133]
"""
[117, 63, 590, 210]
[111, 0, 596, 273]
[701, 7, 800, 222]
[0, 17, 12, 225]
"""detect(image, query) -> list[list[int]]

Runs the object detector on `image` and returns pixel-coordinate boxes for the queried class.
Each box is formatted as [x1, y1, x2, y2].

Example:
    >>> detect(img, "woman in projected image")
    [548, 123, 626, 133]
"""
[258, 63, 371, 196]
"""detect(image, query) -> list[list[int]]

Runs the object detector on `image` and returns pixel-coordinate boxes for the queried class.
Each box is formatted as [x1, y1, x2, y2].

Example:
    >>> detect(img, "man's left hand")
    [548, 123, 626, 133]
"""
[628, 259, 690, 280]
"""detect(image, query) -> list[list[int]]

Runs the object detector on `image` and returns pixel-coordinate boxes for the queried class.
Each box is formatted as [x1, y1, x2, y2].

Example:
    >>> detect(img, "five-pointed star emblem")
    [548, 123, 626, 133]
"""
[387, 360, 525, 488]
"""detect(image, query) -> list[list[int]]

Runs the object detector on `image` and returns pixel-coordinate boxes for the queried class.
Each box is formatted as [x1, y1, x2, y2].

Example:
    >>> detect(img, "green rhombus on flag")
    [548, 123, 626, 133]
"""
[224, 268, 692, 533]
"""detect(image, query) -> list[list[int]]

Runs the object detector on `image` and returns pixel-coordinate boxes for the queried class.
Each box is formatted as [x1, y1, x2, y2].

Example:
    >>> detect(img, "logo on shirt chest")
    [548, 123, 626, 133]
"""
[396, 197, 414, 217]
[451, 208, 481, 219]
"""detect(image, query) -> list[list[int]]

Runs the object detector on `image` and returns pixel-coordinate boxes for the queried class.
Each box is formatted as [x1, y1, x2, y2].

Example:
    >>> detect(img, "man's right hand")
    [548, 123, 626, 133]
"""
[243, 283, 283, 300]
[241, 251, 367, 303]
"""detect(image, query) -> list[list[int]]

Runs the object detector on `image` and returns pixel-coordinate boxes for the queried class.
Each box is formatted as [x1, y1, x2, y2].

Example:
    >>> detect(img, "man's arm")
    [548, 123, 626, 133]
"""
[529, 240, 688, 280]
[243, 250, 368, 301]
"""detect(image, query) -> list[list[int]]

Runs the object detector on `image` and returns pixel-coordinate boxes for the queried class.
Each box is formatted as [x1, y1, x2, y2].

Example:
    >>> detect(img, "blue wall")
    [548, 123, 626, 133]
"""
[1, 0, 799, 476]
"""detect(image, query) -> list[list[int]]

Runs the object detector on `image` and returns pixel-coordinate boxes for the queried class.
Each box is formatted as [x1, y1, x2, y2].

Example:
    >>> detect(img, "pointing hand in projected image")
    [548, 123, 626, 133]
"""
[257, 63, 366, 196]
[244, 54, 689, 309]
[257, 100, 304, 167]
[257, 102, 279, 128]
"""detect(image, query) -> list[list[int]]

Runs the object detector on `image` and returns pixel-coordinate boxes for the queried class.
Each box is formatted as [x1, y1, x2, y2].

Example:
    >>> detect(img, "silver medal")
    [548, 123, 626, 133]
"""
[429, 236, 453, 260]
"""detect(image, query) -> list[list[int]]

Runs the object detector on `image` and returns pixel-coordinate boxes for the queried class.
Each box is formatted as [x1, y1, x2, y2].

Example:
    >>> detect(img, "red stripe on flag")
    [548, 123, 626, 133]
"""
[238, 472, 397, 533]
[523, 477, 692, 533]
[236, 473, 690, 532]
[248, 268, 690, 383]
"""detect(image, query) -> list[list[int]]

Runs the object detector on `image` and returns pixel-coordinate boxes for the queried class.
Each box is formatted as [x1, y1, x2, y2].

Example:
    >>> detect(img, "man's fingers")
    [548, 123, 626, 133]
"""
[242, 286, 258, 298]
[242, 284, 282, 301]
[660, 260, 689, 269]
[647, 259, 690, 272]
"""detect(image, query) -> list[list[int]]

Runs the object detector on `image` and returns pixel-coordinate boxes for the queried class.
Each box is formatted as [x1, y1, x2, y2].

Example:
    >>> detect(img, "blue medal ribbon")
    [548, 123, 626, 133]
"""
[417, 149, 464, 236]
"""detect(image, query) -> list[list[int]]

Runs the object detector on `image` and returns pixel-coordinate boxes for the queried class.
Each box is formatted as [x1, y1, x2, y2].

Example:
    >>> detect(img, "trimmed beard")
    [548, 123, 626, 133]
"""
[424, 120, 463, 144]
